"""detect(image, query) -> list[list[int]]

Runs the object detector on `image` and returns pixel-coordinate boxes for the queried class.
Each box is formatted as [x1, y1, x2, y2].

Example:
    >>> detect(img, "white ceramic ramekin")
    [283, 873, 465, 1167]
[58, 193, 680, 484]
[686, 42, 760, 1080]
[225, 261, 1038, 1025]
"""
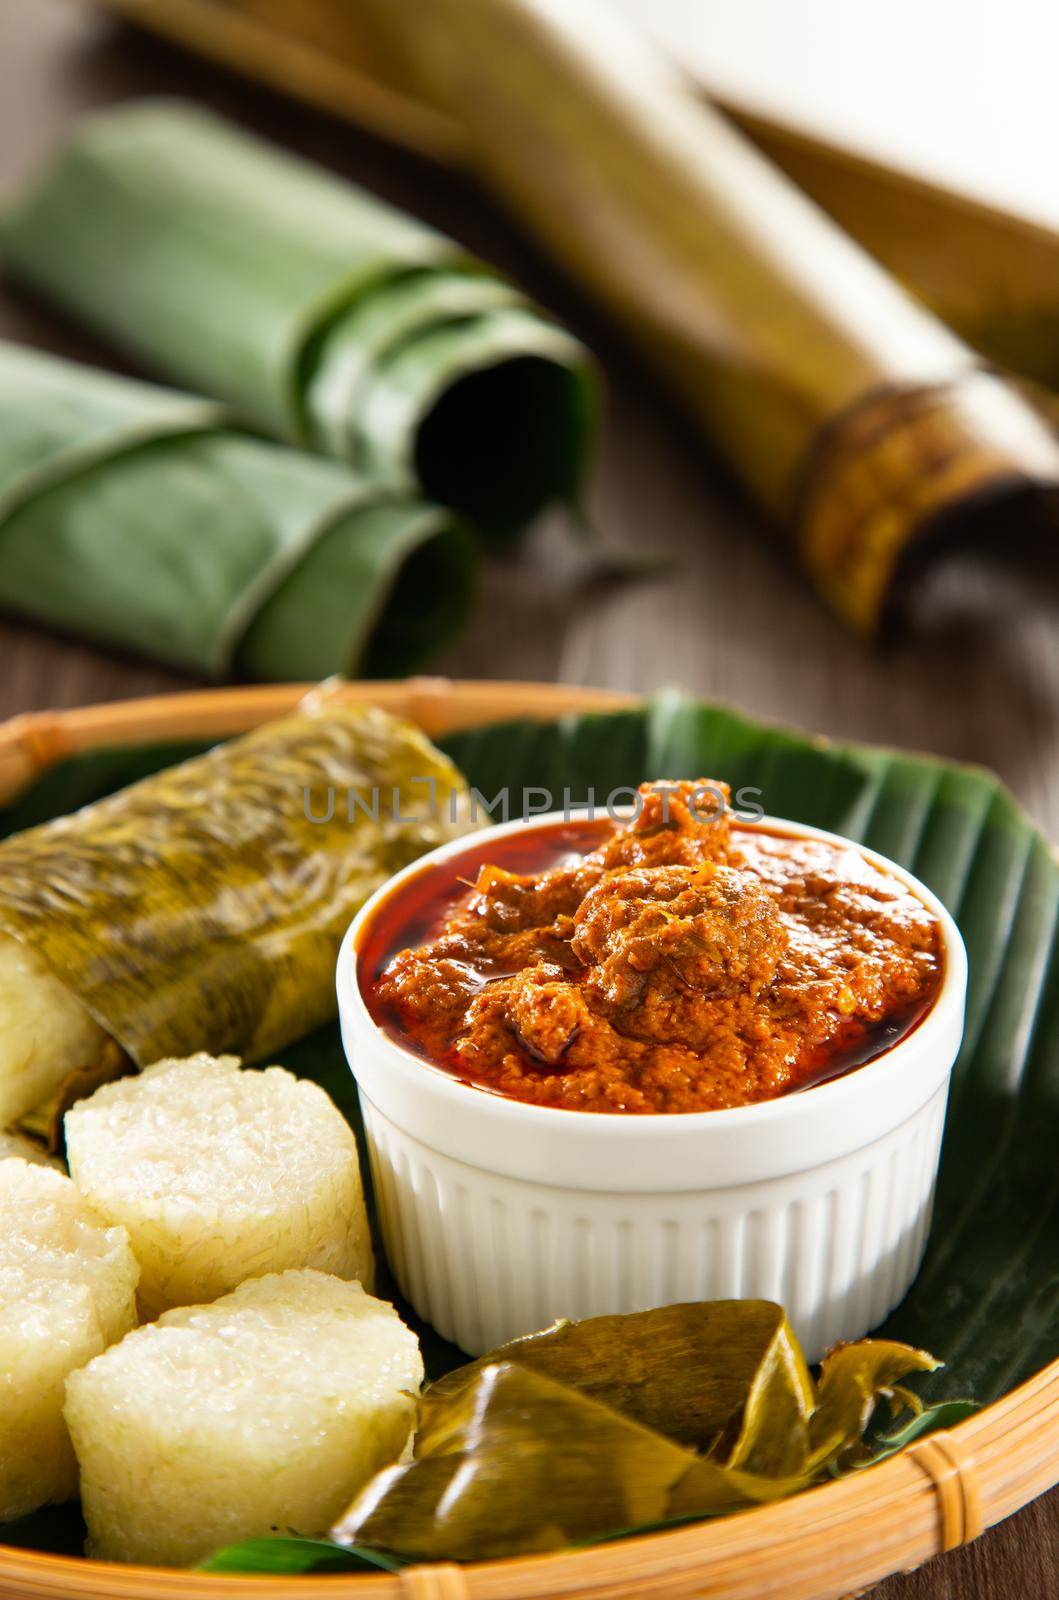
[337, 812, 967, 1361]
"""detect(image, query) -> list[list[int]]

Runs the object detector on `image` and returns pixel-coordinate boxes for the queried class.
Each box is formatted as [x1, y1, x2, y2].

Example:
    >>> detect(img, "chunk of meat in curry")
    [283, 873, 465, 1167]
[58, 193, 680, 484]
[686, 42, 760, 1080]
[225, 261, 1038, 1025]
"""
[373, 781, 942, 1113]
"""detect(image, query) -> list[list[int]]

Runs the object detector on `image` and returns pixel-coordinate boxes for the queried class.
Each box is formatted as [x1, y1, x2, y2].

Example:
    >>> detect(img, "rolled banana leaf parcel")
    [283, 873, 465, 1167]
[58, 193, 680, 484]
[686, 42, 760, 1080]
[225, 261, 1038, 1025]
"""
[2, 100, 599, 540]
[0, 342, 476, 679]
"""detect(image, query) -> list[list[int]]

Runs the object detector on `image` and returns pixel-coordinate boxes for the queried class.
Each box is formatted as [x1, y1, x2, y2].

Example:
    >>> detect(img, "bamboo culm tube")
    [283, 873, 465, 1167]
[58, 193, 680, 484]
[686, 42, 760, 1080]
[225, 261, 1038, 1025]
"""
[355, 0, 1059, 632]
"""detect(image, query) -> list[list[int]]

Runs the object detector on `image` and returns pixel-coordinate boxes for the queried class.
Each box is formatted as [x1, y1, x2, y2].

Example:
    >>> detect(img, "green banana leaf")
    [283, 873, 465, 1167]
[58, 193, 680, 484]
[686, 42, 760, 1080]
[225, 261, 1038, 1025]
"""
[2, 102, 598, 538]
[0, 342, 474, 679]
[0, 687, 1053, 1563]
[199, 1538, 405, 1576]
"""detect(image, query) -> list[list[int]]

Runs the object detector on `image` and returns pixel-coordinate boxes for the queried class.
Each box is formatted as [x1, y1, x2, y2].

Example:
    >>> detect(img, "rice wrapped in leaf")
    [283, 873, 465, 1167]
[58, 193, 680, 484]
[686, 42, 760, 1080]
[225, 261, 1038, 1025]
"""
[0, 1161, 138, 1522]
[0, 342, 473, 681]
[335, 1301, 943, 1560]
[0, 697, 469, 1126]
[2, 102, 598, 539]
[65, 1270, 423, 1566]
[0, 933, 111, 1132]
[66, 1054, 373, 1316]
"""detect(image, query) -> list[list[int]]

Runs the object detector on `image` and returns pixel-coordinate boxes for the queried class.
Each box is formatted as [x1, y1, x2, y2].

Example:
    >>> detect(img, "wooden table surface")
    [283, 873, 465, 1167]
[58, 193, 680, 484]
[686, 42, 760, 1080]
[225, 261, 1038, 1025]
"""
[3, 3, 1058, 1595]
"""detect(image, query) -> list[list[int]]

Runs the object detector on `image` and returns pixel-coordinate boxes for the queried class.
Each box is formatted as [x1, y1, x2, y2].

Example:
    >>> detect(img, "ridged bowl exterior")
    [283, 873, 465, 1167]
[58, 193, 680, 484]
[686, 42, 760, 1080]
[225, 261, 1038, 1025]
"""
[361, 1085, 948, 1359]
[339, 811, 967, 1360]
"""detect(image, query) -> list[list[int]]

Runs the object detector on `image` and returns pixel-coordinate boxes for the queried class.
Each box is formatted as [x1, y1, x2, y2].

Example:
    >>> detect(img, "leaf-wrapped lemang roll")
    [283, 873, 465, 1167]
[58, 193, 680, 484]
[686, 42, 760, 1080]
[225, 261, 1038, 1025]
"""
[2, 101, 599, 539]
[0, 342, 474, 680]
[0, 696, 470, 1127]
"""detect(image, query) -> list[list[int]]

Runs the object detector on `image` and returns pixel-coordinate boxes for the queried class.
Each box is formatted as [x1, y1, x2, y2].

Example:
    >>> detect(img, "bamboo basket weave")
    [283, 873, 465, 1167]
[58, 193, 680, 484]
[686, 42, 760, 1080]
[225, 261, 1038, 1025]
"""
[0, 679, 1056, 1600]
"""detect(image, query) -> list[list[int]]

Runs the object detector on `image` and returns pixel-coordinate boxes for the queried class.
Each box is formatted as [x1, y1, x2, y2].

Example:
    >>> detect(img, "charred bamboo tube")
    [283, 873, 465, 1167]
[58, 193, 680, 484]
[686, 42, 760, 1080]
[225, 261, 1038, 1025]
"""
[730, 112, 1059, 396]
[63, 2, 1059, 403]
[352, 0, 1059, 633]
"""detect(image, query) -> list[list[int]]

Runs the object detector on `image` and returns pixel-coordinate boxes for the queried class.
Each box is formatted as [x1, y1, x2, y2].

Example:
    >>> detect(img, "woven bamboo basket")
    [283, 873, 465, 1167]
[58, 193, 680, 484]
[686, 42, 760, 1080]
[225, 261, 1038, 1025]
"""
[0, 678, 1056, 1600]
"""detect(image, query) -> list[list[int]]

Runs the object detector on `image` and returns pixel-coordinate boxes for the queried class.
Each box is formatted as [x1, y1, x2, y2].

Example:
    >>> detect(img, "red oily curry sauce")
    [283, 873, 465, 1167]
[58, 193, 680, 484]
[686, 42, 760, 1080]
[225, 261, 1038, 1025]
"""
[360, 781, 943, 1114]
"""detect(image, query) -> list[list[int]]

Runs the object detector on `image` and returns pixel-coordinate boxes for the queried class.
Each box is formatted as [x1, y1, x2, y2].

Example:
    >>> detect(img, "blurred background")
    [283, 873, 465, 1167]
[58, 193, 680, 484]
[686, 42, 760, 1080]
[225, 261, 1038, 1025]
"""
[620, 0, 1056, 227]
[2, 0, 1058, 834]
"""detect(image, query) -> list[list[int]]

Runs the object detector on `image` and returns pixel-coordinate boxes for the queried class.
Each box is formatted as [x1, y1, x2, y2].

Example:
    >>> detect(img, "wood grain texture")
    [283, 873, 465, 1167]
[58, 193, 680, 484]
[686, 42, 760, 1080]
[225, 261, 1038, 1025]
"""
[1, 3, 1057, 1593]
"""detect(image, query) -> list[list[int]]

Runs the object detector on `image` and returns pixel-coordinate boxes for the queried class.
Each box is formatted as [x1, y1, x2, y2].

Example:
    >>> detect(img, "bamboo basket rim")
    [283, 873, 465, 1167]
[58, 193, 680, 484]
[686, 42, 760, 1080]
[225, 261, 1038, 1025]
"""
[0, 676, 1056, 1600]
